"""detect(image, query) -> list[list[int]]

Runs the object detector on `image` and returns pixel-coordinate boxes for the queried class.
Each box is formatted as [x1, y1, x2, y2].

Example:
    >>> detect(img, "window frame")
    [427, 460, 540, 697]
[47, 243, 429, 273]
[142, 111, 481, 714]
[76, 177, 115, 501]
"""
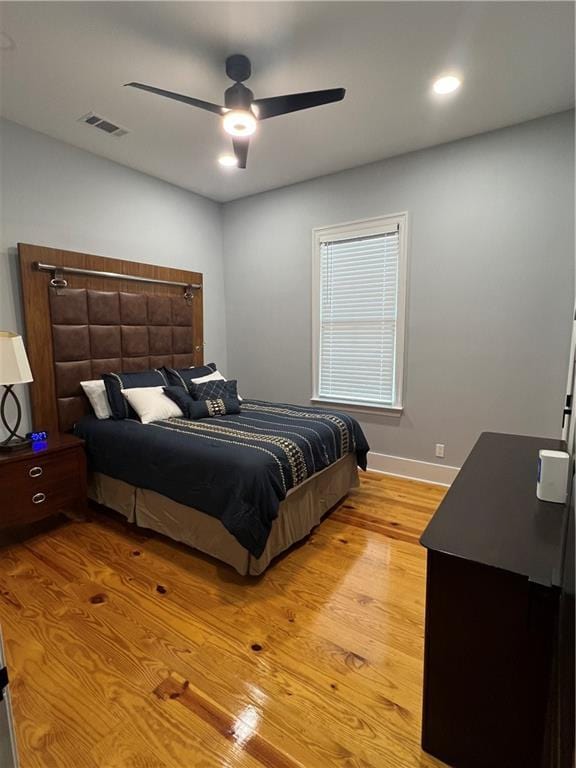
[311, 212, 408, 415]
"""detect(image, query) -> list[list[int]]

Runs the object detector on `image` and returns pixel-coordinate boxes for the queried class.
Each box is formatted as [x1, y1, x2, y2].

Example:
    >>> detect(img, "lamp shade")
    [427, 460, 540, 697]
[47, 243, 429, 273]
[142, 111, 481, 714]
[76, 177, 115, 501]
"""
[0, 332, 33, 385]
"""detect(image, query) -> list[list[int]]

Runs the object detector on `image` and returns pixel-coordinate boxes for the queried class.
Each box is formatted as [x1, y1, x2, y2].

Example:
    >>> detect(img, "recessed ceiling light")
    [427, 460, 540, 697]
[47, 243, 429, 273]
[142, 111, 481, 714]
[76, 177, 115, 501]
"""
[433, 75, 461, 95]
[218, 154, 238, 168]
[222, 110, 257, 137]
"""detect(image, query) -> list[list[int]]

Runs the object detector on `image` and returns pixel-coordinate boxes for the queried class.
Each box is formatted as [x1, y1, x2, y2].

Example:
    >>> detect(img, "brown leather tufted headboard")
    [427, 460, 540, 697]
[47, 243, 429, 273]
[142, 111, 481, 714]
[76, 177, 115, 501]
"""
[49, 289, 196, 431]
[19, 244, 204, 433]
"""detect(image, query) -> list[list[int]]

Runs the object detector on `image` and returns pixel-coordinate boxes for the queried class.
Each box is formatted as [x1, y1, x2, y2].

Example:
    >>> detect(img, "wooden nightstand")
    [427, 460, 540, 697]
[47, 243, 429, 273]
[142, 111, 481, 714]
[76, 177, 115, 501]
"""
[0, 434, 87, 529]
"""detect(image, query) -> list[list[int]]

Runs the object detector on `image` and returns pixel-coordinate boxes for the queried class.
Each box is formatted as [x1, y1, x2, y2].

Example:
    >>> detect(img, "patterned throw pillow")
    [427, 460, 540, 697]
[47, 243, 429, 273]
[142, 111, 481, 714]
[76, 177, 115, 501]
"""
[189, 397, 241, 419]
[163, 387, 240, 420]
[164, 363, 217, 390]
[103, 369, 169, 419]
[187, 368, 243, 402]
[189, 379, 239, 402]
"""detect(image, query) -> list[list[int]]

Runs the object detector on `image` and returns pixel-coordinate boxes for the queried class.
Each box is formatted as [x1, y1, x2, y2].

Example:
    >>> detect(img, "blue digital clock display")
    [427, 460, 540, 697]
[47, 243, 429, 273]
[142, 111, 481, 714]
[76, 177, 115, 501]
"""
[26, 431, 49, 442]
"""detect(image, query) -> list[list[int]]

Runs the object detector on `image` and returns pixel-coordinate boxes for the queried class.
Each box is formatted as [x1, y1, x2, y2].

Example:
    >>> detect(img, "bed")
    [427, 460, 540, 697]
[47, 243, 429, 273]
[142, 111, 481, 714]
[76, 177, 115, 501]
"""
[76, 400, 368, 574]
[19, 243, 369, 575]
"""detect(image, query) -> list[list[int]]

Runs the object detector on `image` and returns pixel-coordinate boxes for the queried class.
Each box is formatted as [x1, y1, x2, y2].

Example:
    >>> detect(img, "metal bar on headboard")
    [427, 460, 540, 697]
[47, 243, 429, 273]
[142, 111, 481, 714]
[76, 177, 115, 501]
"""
[34, 261, 202, 300]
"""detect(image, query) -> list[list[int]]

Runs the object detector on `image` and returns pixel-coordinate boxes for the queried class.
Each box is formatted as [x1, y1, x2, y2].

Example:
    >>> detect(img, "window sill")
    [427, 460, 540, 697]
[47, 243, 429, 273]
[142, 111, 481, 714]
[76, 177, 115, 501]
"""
[310, 398, 403, 417]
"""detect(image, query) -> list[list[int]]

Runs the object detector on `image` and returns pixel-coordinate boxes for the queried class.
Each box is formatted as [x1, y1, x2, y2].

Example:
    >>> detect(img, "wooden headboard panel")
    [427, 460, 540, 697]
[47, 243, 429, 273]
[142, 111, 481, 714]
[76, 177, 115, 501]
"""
[19, 243, 204, 434]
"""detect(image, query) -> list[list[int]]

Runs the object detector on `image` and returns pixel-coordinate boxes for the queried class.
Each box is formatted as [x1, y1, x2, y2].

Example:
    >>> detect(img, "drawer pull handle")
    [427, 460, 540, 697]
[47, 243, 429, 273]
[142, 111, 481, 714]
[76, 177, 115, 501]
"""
[29, 466, 43, 478]
[32, 493, 46, 504]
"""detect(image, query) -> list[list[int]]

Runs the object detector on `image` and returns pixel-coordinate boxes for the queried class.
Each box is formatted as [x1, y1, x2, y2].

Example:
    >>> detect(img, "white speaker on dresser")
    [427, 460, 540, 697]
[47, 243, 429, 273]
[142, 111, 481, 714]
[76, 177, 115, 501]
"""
[536, 449, 570, 503]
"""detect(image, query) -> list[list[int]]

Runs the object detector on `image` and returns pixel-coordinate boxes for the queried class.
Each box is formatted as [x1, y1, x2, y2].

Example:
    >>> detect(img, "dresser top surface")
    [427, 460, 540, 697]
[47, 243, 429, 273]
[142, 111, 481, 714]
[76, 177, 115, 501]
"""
[420, 432, 569, 586]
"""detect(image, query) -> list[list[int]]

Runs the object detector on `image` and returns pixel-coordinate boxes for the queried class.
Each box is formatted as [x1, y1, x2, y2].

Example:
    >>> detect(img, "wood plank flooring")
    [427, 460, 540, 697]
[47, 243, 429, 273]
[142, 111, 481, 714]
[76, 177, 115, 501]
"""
[0, 471, 448, 768]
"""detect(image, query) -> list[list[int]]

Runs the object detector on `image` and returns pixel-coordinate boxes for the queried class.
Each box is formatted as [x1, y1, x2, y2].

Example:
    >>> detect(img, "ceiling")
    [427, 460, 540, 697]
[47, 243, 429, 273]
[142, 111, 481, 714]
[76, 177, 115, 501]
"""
[0, 2, 574, 202]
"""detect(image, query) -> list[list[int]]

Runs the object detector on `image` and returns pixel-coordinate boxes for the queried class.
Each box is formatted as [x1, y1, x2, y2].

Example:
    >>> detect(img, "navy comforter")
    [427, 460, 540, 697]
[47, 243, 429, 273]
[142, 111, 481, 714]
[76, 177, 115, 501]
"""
[75, 399, 369, 558]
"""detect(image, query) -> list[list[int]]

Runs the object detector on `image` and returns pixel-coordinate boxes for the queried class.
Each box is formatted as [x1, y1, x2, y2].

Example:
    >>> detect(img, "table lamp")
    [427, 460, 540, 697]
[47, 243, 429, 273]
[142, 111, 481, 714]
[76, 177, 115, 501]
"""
[0, 331, 34, 451]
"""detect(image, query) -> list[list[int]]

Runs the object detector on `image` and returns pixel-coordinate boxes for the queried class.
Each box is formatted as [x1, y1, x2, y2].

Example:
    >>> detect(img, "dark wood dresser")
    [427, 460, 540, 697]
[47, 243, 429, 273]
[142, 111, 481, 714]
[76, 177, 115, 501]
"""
[420, 432, 572, 768]
[0, 434, 86, 529]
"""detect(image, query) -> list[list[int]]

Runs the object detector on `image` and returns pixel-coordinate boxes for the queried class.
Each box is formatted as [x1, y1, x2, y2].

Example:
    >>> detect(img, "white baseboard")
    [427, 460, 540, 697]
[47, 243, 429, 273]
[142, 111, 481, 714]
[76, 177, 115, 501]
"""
[367, 451, 460, 487]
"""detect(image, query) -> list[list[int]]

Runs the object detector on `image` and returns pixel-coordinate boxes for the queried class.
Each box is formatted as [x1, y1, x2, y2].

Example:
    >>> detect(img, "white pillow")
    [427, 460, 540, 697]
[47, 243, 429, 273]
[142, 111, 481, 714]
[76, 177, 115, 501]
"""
[81, 379, 112, 420]
[190, 369, 243, 402]
[121, 386, 183, 424]
[190, 370, 226, 385]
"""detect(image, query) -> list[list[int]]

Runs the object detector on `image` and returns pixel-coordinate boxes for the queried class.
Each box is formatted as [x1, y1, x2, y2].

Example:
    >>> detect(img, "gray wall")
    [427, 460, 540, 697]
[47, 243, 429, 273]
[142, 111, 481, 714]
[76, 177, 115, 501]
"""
[223, 111, 575, 466]
[0, 118, 226, 437]
[2, 113, 573, 465]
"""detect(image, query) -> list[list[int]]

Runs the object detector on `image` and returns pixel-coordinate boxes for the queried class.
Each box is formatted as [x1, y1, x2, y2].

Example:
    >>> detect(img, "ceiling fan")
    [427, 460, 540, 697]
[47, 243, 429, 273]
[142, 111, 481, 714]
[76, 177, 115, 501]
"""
[125, 54, 345, 169]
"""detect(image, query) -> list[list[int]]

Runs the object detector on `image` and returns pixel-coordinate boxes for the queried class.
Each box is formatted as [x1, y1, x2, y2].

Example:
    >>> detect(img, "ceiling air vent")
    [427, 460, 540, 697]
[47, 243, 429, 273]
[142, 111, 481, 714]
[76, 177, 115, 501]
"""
[78, 112, 130, 138]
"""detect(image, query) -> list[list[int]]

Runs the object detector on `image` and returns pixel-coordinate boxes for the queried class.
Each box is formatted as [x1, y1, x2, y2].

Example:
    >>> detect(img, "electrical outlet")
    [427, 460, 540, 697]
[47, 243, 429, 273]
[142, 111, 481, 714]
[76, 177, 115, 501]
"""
[435, 443, 445, 459]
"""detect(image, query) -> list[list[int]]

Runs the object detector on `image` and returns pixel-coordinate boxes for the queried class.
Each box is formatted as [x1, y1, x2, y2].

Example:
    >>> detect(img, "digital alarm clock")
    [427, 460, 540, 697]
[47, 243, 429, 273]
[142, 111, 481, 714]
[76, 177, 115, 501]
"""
[26, 430, 49, 442]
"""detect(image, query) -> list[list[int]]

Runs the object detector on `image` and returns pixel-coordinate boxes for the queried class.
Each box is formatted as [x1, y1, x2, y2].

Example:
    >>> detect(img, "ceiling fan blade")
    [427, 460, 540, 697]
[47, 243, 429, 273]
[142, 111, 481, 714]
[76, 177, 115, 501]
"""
[253, 88, 345, 120]
[124, 82, 225, 115]
[233, 137, 249, 169]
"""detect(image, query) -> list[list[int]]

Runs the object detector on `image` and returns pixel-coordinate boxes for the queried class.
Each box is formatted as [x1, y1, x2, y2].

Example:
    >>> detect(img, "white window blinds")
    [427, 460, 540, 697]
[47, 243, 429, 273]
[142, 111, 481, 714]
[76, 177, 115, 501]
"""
[318, 225, 401, 407]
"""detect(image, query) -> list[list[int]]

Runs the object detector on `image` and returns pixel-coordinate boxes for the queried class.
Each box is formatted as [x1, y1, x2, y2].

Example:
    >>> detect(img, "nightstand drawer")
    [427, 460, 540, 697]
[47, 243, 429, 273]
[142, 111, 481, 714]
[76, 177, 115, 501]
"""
[0, 444, 86, 528]
[9, 479, 82, 526]
[6, 450, 81, 487]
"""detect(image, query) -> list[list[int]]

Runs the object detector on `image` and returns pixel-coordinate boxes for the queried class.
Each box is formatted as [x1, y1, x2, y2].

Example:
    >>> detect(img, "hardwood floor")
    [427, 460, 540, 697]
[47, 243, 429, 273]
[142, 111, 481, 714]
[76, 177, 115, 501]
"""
[0, 471, 448, 768]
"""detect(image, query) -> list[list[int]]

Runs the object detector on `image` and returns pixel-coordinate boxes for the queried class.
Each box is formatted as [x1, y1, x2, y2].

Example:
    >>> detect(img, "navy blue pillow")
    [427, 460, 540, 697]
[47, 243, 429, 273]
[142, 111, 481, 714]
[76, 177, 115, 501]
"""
[103, 369, 169, 419]
[190, 379, 239, 402]
[163, 386, 195, 417]
[164, 362, 217, 390]
[189, 397, 241, 419]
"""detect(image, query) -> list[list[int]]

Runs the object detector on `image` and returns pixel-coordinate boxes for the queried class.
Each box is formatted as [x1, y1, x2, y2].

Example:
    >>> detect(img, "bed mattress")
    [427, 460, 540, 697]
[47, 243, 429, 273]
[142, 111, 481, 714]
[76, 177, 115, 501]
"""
[75, 399, 369, 557]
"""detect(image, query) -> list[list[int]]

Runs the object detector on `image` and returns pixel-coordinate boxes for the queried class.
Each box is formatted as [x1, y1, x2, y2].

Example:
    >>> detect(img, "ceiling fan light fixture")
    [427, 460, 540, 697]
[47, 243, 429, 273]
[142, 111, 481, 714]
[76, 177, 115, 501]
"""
[223, 110, 257, 137]
[218, 153, 238, 168]
[124, 55, 345, 169]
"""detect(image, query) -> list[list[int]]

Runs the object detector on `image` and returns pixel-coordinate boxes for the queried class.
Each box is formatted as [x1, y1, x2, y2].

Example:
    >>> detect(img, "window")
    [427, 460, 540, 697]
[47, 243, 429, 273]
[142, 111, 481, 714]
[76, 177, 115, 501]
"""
[312, 213, 407, 412]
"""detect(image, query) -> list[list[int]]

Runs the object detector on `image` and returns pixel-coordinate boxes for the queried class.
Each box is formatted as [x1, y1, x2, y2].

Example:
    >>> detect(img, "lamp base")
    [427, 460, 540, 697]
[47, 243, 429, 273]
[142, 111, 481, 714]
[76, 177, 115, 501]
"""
[0, 436, 32, 452]
[1, 384, 31, 452]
